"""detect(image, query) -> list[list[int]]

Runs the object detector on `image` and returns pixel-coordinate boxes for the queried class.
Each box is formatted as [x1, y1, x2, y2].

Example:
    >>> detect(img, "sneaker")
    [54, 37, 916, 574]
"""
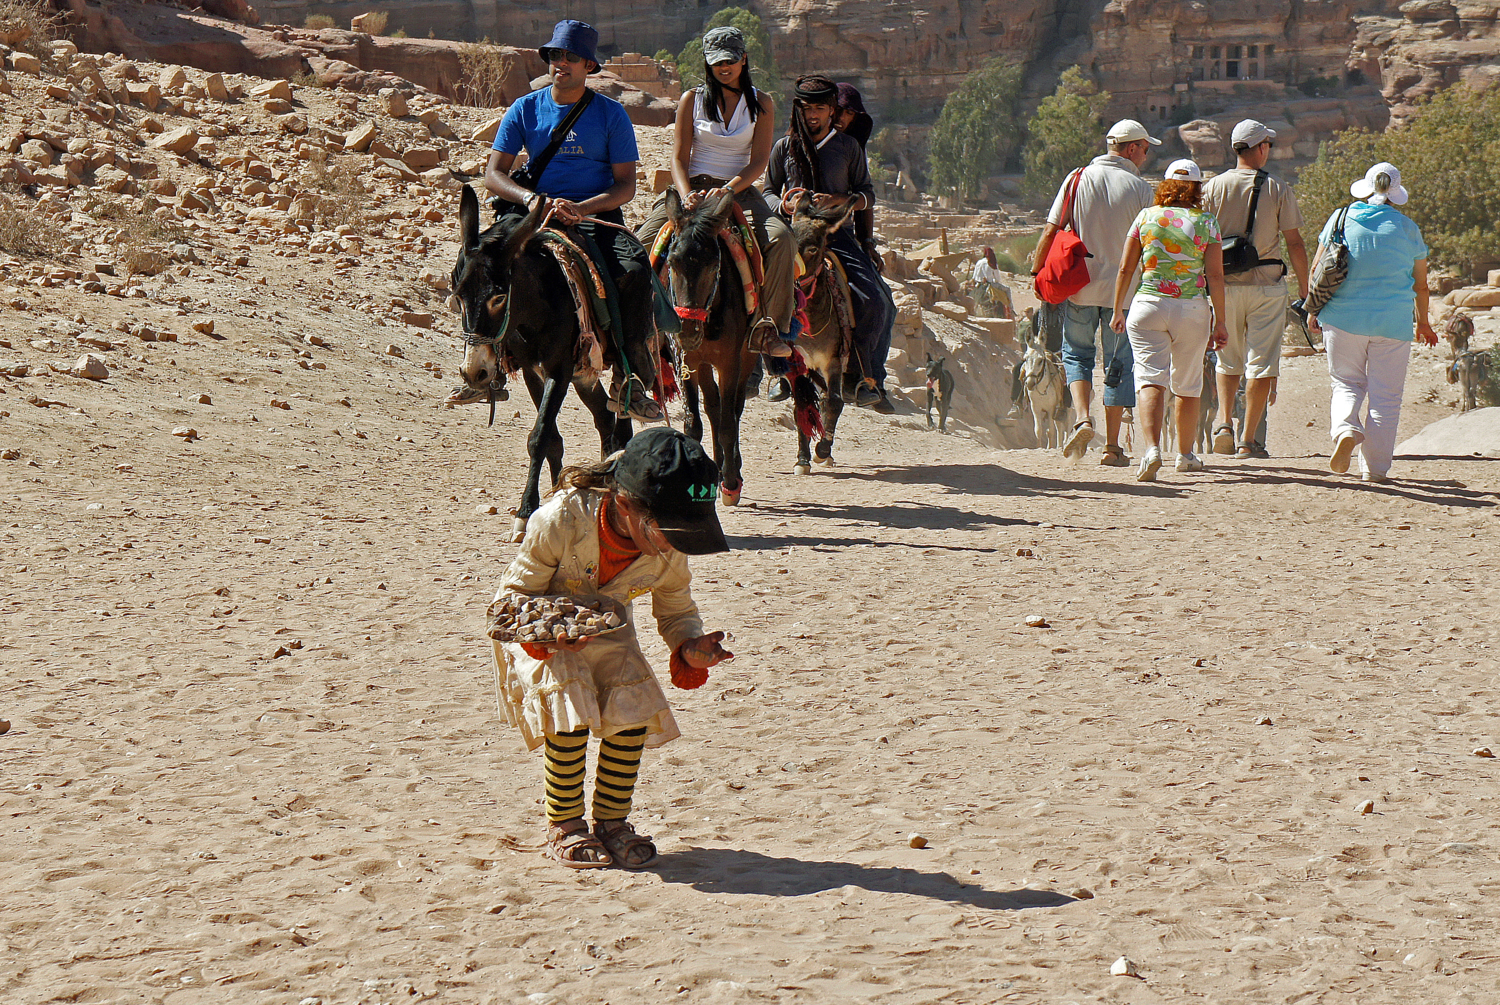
[1099, 444, 1129, 467]
[1361, 470, 1388, 484]
[1061, 420, 1095, 459]
[854, 380, 882, 408]
[870, 391, 896, 414]
[1330, 431, 1363, 474]
[1211, 423, 1235, 455]
[1136, 446, 1162, 482]
[1175, 451, 1205, 472]
[766, 377, 791, 402]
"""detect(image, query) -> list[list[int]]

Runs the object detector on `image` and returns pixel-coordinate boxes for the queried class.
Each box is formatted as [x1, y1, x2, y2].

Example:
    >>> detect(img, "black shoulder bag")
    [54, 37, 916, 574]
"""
[509, 88, 596, 193]
[1221, 170, 1286, 277]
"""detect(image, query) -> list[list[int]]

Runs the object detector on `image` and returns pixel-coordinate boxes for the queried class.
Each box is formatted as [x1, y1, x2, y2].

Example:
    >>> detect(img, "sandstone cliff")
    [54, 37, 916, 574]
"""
[1350, 0, 1500, 127]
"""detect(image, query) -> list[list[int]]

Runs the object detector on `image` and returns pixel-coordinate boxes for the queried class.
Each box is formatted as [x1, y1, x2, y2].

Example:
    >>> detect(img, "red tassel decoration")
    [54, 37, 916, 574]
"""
[658, 357, 680, 402]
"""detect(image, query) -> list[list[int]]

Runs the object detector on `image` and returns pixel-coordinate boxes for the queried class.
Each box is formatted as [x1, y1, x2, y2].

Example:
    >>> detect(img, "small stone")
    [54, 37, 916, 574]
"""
[1474, 747, 1494, 758]
[74, 353, 109, 380]
[386, 344, 404, 358]
[1015, 547, 1033, 557]
[1357, 799, 1376, 815]
[1, 448, 20, 460]
[1256, 716, 1274, 726]
[1023, 615, 1050, 628]
[907, 833, 927, 849]
[269, 399, 291, 410]
[253, 537, 271, 544]
[86, 503, 104, 511]
[170, 426, 198, 440]
[1110, 956, 1139, 977]
[1038, 522, 1055, 529]
[197, 393, 212, 405]
[191, 319, 214, 335]
[476, 504, 499, 515]
[0, 719, 9, 735]
[114, 463, 133, 472]
[1070, 887, 1094, 899]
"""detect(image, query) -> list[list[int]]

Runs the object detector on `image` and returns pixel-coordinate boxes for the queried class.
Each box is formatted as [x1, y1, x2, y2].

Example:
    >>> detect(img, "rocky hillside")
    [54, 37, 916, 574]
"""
[1350, 0, 1500, 127]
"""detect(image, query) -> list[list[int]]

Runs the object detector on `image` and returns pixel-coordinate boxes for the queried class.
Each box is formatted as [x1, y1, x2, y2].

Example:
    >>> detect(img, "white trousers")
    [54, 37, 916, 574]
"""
[1323, 322, 1412, 477]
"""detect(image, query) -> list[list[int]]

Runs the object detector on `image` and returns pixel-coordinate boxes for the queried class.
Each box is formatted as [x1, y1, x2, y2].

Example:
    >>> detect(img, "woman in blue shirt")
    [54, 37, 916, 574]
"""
[1310, 162, 1437, 483]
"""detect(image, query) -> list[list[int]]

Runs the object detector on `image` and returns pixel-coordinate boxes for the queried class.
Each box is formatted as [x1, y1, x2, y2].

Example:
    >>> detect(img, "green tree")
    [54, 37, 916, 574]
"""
[677, 7, 781, 90]
[653, 48, 675, 65]
[1296, 84, 1500, 274]
[927, 58, 1024, 202]
[1021, 66, 1110, 202]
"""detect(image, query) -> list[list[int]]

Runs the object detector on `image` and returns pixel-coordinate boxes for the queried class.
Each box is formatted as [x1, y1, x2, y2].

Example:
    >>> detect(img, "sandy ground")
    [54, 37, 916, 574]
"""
[5, 53, 1500, 1005]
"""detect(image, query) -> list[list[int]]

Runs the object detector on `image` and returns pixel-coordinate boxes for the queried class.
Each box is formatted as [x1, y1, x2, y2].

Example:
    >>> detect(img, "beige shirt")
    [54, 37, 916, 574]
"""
[1201, 166, 1303, 287]
[1047, 153, 1154, 308]
[491, 488, 705, 750]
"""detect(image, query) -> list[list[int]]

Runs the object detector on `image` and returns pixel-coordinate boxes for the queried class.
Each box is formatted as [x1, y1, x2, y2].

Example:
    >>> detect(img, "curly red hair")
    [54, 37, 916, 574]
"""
[1155, 179, 1202, 209]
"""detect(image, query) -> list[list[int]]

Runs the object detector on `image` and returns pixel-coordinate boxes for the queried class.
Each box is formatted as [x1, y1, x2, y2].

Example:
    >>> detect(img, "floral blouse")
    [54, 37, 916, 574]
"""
[1128, 205, 1220, 299]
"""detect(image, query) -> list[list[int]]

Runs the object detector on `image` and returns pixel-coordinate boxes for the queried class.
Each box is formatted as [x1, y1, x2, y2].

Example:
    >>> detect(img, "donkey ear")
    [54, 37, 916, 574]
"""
[459, 185, 480, 252]
[501, 196, 546, 267]
[825, 197, 860, 233]
[782, 189, 810, 216]
[665, 187, 683, 224]
[706, 187, 735, 220]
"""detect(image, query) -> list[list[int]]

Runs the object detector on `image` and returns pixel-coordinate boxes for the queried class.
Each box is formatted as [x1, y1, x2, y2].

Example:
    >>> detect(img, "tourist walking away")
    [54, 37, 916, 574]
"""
[1032, 120, 1157, 466]
[490, 427, 734, 869]
[766, 74, 897, 412]
[971, 247, 1014, 319]
[1201, 119, 1310, 458]
[1112, 159, 1228, 482]
[1311, 162, 1437, 483]
[636, 25, 796, 362]
[482, 19, 663, 422]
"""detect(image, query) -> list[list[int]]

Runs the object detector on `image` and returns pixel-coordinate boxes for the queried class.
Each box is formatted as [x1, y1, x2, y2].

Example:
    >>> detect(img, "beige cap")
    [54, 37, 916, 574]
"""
[1106, 119, 1162, 146]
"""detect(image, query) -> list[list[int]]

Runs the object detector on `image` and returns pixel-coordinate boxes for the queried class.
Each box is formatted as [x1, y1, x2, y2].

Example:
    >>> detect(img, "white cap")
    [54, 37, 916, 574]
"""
[1164, 158, 1203, 182]
[1105, 119, 1162, 147]
[1350, 161, 1408, 205]
[1231, 119, 1277, 150]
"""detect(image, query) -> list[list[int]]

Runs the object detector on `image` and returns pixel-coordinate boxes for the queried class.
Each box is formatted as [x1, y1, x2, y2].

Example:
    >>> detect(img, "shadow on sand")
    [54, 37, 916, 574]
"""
[654, 846, 1078, 912]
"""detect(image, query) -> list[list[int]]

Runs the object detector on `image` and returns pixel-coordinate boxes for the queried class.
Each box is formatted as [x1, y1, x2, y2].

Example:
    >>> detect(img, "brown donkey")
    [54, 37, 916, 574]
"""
[785, 193, 855, 474]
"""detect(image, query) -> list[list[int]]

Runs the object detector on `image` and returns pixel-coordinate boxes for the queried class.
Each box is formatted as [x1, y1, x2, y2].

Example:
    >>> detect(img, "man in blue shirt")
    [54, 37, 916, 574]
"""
[482, 20, 662, 422]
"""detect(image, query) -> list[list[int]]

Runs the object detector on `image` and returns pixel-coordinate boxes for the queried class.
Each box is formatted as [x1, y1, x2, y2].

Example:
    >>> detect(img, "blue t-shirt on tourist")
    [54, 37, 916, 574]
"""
[1316, 201, 1428, 342]
[492, 88, 639, 203]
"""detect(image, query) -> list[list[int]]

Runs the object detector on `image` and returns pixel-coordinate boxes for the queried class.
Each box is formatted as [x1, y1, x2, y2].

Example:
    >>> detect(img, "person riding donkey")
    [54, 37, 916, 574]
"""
[764, 74, 897, 412]
[636, 25, 797, 363]
[480, 19, 664, 423]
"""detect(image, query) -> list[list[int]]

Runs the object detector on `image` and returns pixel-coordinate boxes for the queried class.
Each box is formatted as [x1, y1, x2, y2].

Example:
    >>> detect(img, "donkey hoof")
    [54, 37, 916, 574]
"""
[812, 454, 835, 467]
[721, 484, 741, 507]
[509, 516, 528, 543]
[793, 462, 811, 476]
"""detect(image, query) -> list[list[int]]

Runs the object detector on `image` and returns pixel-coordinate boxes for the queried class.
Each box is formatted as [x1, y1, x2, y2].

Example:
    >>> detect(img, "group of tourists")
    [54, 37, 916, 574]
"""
[475, 21, 1440, 870]
[1032, 118, 1434, 482]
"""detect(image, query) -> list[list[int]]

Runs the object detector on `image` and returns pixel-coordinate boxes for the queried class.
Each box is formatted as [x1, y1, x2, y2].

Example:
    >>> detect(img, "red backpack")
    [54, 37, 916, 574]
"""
[1035, 168, 1093, 305]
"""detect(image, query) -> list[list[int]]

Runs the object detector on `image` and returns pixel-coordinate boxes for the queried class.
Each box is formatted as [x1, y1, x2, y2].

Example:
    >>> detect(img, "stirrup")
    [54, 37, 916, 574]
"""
[609, 374, 664, 423]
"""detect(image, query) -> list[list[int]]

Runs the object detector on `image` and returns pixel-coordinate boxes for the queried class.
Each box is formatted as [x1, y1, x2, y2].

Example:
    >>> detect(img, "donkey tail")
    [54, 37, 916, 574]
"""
[792, 373, 824, 440]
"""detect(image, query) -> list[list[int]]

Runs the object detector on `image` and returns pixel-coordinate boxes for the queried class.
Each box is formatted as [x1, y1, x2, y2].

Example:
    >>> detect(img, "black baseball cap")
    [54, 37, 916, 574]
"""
[614, 428, 729, 555]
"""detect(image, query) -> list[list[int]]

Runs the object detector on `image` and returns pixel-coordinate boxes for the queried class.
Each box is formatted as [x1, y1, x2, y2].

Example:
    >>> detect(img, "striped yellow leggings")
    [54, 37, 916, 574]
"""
[543, 726, 647, 823]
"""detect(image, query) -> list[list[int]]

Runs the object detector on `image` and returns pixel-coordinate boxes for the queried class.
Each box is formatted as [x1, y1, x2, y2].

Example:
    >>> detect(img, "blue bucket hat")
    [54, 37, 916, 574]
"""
[539, 19, 601, 73]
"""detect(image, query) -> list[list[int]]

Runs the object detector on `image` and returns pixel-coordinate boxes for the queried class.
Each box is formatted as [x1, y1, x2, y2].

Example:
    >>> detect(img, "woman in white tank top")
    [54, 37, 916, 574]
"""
[636, 26, 796, 359]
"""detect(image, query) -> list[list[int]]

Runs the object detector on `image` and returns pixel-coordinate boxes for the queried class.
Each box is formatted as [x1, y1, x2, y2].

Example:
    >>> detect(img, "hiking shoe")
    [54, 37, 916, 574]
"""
[870, 391, 896, 414]
[1136, 446, 1162, 482]
[1062, 420, 1095, 459]
[1330, 431, 1362, 473]
[854, 381, 882, 408]
[1175, 451, 1205, 473]
[766, 377, 791, 402]
[750, 321, 794, 358]
[1211, 423, 1235, 455]
[1099, 444, 1129, 466]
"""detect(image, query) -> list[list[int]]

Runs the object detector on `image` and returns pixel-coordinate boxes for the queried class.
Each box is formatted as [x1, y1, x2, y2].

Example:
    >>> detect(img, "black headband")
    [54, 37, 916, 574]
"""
[794, 76, 837, 105]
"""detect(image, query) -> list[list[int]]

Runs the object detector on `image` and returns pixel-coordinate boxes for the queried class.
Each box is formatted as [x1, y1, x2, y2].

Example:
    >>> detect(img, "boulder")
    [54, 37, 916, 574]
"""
[93, 164, 134, 194]
[380, 89, 408, 117]
[344, 120, 378, 152]
[470, 117, 503, 145]
[1177, 120, 1228, 168]
[402, 147, 443, 171]
[159, 66, 187, 91]
[7, 52, 42, 75]
[151, 126, 199, 154]
[1397, 407, 1500, 457]
[75, 354, 109, 380]
[251, 79, 293, 102]
[204, 72, 231, 102]
[1451, 287, 1500, 309]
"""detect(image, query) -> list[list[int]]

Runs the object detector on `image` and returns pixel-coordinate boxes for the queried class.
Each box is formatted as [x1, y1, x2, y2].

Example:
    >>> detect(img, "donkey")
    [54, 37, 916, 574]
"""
[924, 354, 955, 433]
[452, 185, 632, 541]
[661, 188, 756, 505]
[1450, 350, 1490, 412]
[1443, 310, 1474, 358]
[1019, 334, 1067, 449]
[785, 193, 855, 474]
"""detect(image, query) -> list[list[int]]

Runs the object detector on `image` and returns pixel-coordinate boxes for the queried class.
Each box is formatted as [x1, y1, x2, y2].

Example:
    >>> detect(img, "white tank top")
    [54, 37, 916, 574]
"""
[687, 86, 758, 180]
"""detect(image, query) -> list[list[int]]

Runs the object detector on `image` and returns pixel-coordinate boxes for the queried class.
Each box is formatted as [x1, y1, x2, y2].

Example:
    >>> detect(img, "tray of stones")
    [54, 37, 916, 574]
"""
[486, 593, 628, 644]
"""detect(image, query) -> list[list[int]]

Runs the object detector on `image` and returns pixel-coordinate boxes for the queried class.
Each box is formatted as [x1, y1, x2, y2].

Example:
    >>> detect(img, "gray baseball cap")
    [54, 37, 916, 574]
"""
[702, 26, 747, 65]
[1231, 119, 1276, 150]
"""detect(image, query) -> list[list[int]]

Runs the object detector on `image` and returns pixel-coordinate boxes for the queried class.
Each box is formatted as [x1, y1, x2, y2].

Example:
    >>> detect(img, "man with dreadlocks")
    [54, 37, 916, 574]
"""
[765, 74, 897, 412]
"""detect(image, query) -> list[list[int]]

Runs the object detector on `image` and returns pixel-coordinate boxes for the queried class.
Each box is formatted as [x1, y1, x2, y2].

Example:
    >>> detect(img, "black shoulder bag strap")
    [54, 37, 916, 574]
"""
[512, 88, 596, 192]
[1244, 169, 1288, 278]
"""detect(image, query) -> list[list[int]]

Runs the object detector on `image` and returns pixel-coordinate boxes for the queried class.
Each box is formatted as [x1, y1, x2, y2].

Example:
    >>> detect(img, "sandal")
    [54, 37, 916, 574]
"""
[609, 375, 665, 424]
[593, 819, 658, 870]
[545, 818, 613, 869]
[1211, 423, 1235, 455]
[1099, 444, 1129, 467]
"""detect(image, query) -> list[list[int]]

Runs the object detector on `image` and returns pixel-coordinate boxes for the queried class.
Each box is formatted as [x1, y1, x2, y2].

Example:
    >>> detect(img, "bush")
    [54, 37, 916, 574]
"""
[304, 14, 336, 31]
[1022, 66, 1110, 203]
[361, 11, 389, 36]
[677, 7, 780, 90]
[927, 58, 1024, 203]
[456, 41, 514, 108]
[298, 152, 371, 232]
[0, 0, 58, 58]
[653, 48, 675, 66]
[391, 28, 407, 39]
[1296, 84, 1500, 275]
[0, 193, 54, 257]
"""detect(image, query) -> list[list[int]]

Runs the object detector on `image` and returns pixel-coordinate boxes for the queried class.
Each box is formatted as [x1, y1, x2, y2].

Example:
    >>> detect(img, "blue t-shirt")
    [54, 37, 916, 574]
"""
[493, 88, 639, 203]
[1316, 201, 1428, 341]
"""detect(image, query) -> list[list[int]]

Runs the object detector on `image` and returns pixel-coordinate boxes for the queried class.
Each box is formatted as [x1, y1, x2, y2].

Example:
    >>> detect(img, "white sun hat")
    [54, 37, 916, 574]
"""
[1350, 162, 1408, 205]
[1164, 158, 1203, 182]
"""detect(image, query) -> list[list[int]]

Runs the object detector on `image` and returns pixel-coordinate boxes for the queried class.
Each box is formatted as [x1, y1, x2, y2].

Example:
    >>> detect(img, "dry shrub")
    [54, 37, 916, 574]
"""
[119, 245, 169, 276]
[0, 0, 59, 58]
[361, 11, 389, 36]
[456, 41, 514, 108]
[304, 14, 336, 31]
[89, 194, 188, 275]
[0, 192, 57, 257]
[297, 152, 370, 232]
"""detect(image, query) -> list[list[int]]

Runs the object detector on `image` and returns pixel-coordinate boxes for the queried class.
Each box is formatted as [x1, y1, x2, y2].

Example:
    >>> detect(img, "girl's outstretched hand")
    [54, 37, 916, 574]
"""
[680, 631, 734, 669]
